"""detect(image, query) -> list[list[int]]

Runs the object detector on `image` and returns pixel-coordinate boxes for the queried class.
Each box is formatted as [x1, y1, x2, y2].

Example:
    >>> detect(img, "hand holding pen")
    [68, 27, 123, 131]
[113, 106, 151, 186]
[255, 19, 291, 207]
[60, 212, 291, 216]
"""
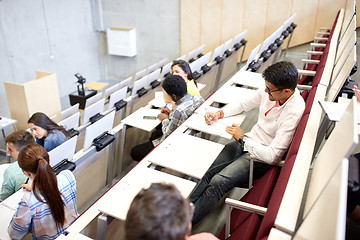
[204, 111, 222, 125]
[22, 178, 32, 191]
[161, 103, 171, 115]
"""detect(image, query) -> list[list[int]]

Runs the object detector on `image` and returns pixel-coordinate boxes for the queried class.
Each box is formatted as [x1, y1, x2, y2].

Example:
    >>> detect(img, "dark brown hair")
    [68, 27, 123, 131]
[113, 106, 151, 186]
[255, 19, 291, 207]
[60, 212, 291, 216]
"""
[5, 130, 35, 151]
[18, 144, 65, 227]
[171, 60, 197, 86]
[28, 112, 69, 138]
[125, 183, 193, 240]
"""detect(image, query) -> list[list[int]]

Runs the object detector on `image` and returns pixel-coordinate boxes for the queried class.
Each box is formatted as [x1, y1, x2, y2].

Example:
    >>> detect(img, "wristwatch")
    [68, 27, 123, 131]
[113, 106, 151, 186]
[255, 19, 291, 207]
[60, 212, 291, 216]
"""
[238, 135, 245, 145]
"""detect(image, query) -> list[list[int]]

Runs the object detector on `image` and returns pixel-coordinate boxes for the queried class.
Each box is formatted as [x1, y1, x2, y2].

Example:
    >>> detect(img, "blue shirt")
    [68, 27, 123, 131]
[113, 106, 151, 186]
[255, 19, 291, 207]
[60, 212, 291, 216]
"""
[35, 130, 68, 152]
[8, 170, 78, 240]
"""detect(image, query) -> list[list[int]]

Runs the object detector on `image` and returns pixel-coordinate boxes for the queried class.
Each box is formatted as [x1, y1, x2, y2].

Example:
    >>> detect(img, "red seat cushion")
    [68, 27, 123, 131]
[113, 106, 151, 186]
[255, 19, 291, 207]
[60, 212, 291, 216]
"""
[255, 155, 297, 240]
[219, 167, 280, 240]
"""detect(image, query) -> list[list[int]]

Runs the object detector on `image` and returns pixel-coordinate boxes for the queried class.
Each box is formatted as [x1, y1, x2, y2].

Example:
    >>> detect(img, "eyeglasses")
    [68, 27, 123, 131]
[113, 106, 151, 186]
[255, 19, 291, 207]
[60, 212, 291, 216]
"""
[266, 85, 284, 96]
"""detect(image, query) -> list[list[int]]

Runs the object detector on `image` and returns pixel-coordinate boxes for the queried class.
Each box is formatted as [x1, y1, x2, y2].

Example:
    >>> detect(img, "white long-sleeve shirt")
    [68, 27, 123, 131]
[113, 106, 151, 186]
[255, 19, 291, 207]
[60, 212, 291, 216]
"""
[222, 88, 305, 165]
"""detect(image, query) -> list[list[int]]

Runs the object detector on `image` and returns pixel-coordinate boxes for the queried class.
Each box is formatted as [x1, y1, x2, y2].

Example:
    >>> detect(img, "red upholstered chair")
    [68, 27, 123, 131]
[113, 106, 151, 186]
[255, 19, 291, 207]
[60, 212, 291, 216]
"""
[219, 166, 280, 240]
[254, 155, 298, 240]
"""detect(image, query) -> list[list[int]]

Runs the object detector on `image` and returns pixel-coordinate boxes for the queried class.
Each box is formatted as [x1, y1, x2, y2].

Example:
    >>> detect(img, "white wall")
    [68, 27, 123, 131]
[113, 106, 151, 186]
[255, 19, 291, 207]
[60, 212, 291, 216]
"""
[0, 0, 180, 118]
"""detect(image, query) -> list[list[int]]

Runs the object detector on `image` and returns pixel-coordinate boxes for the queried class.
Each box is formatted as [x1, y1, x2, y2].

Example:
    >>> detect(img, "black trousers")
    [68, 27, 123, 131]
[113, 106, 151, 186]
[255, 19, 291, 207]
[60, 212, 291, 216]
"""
[130, 129, 163, 162]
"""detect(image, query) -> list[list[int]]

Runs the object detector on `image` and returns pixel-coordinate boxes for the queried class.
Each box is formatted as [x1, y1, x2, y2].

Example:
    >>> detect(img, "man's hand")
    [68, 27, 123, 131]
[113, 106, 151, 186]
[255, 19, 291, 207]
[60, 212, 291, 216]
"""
[157, 113, 169, 121]
[161, 106, 171, 115]
[225, 124, 244, 141]
[204, 111, 222, 125]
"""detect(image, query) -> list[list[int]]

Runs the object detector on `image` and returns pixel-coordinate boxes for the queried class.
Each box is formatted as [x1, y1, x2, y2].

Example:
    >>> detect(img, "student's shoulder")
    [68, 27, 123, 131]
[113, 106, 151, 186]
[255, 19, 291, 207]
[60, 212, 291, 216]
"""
[4, 162, 22, 176]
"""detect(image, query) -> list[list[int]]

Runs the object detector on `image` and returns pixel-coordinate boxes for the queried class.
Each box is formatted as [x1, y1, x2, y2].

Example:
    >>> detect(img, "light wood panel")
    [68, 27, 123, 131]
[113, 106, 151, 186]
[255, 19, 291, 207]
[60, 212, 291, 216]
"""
[242, 0, 268, 59]
[180, 0, 350, 61]
[4, 71, 61, 130]
[265, 0, 292, 38]
[200, 0, 222, 54]
[290, 0, 319, 47]
[314, 0, 347, 36]
[180, 0, 201, 54]
[221, 0, 244, 43]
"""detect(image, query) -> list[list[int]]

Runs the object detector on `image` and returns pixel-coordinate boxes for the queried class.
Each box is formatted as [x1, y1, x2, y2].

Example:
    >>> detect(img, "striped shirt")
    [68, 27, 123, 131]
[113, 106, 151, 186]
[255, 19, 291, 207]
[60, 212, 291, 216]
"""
[153, 94, 204, 146]
[8, 170, 78, 240]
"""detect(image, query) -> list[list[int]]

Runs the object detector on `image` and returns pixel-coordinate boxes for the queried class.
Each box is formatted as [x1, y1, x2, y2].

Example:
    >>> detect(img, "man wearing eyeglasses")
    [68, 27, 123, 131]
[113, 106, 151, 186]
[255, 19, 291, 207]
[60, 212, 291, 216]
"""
[190, 61, 305, 224]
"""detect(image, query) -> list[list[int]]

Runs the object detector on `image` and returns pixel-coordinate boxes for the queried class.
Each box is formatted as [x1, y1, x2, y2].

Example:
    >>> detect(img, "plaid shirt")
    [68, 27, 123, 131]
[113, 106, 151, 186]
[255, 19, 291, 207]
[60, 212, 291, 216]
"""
[153, 94, 204, 146]
[8, 170, 78, 240]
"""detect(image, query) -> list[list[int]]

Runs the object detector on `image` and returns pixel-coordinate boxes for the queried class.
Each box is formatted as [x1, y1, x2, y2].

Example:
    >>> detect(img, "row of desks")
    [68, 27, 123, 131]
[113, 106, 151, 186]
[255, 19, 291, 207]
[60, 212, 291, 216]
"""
[66, 69, 264, 239]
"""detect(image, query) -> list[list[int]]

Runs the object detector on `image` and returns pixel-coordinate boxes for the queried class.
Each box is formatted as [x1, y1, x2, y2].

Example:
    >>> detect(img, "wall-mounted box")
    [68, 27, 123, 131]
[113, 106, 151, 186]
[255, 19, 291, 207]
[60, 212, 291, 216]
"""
[107, 27, 137, 57]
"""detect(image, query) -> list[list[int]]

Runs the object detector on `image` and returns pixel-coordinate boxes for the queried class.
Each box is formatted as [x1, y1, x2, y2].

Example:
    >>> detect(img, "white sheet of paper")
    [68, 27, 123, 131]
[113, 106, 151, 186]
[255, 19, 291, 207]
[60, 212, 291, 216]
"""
[185, 113, 245, 139]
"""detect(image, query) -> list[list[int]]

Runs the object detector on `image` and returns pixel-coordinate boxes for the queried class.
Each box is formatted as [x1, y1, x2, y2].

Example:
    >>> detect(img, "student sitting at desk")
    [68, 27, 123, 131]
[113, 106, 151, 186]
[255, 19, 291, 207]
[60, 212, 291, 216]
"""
[0, 130, 35, 202]
[172, 60, 201, 96]
[8, 144, 78, 240]
[190, 61, 305, 224]
[125, 182, 219, 240]
[28, 112, 69, 152]
[130, 75, 204, 162]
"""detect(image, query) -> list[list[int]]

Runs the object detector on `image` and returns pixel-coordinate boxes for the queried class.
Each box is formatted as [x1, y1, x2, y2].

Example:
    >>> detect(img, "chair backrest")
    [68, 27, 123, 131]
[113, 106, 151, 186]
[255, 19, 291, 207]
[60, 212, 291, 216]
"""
[58, 112, 80, 131]
[303, 97, 358, 217]
[283, 13, 296, 29]
[49, 135, 78, 167]
[158, 58, 168, 68]
[336, 16, 356, 63]
[60, 103, 79, 121]
[147, 63, 158, 74]
[221, 39, 233, 56]
[230, 30, 248, 49]
[132, 75, 149, 98]
[108, 86, 128, 110]
[210, 44, 224, 63]
[244, 44, 261, 70]
[196, 44, 205, 57]
[332, 33, 356, 84]
[85, 92, 103, 108]
[103, 83, 121, 100]
[293, 159, 349, 240]
[327, 45, 356, 102]
[119, 77, 133, 90]
[134, 68, 147, 81]
[82, 98, 105, 125]
[187, 47, 199, 62]
[147, 68, 161, 86]
[83, 110, 115, 150]
[190, 52, 211, 73]
[339, 0, 355, 41]
[159, 62, 172, 80]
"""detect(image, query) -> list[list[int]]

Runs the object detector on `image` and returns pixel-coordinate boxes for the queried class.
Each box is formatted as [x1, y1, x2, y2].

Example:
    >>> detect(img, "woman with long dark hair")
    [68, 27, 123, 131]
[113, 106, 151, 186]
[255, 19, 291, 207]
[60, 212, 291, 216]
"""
[28, 112, 69, 152]
[8, 144, 78, 239]
[171, 60, 201, 96]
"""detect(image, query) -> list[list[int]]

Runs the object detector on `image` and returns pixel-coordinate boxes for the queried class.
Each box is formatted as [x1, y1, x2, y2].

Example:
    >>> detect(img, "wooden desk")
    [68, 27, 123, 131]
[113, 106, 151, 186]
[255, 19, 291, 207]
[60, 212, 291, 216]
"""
[0, 204, 15, 240]
[96, 167, 196, 239]
[147, 133, 224, 179]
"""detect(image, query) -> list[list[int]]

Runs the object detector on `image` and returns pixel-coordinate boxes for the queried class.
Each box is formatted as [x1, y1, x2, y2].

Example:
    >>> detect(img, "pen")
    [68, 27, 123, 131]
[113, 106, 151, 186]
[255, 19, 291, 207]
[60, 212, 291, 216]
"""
[23, 178, 29, 189]
[164, 103, 168, 108]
